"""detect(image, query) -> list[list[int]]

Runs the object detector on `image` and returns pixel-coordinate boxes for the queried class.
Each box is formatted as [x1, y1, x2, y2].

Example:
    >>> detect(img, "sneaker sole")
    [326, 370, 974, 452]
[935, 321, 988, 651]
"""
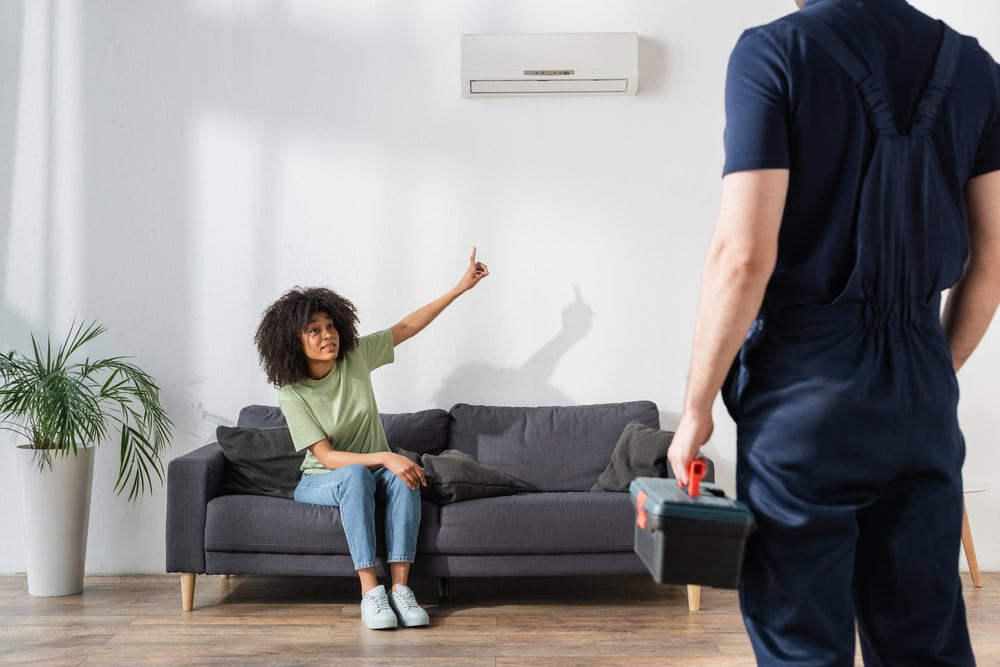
[391, 606, 430, 627]
[364, 618, 398, 630]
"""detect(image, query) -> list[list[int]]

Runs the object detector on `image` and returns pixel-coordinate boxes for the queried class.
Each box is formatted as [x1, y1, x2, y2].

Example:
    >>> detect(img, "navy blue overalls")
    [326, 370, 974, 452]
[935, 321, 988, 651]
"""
[724, 13, 976, 666]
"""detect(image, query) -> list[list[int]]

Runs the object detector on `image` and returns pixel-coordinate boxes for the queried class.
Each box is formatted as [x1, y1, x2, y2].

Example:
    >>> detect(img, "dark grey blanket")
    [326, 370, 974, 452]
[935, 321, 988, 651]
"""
[394, 448, 528, 503]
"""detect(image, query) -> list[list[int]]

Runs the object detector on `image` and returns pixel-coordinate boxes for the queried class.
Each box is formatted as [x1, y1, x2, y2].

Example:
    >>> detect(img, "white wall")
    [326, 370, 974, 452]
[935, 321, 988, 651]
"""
[1, 0, 998, 575]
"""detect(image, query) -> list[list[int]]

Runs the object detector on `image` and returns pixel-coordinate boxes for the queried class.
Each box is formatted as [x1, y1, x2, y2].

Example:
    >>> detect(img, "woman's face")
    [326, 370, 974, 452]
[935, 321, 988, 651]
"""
[300, 311, 340, 364]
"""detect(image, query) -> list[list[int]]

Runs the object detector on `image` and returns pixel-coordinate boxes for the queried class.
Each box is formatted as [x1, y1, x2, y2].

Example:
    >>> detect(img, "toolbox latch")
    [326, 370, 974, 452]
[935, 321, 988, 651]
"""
[635, 489, 648, 530]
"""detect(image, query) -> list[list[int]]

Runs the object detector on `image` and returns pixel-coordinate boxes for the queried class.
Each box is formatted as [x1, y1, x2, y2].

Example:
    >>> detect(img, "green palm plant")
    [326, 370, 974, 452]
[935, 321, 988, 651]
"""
[0, 321, 173, 500]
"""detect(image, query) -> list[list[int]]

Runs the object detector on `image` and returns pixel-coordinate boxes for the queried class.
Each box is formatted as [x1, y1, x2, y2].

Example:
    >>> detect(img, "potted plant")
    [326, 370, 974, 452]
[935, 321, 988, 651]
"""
[0, 321, 172, 596]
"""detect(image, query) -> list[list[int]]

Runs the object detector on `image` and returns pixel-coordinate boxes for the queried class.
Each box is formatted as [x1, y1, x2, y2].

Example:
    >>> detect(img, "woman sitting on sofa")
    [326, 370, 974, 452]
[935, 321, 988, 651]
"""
[254, 249, 489, 630]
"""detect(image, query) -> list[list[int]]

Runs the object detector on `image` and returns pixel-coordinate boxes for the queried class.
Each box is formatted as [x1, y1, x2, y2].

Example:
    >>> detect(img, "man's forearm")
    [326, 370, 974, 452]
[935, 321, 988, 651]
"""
[684, 258, 772, 416]
[682, 170, 786, 417]
[943, 262, 1000, 371]
[945, 171, 1000, 372]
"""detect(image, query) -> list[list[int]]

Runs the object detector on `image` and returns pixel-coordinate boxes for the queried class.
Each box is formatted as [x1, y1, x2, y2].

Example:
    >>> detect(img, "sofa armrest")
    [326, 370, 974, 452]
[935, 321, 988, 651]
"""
[165, 442, 225, 574]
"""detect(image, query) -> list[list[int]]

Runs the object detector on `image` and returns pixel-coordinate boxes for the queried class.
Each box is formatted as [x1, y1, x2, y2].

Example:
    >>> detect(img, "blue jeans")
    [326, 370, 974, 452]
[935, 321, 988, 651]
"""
[293, 465, 421, 570]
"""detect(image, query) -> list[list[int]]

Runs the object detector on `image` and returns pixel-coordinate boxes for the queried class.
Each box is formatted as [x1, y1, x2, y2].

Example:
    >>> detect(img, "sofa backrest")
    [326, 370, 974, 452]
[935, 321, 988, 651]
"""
[237, 405, 450, 456]
[446, 401, 659, 492]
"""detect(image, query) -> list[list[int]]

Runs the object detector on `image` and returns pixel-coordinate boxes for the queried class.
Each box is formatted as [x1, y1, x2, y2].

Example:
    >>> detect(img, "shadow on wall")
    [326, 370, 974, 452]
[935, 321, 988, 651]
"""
[187, 401, 234, 438]
[434, 286, 594, 408]
[0, 1, 27, 345]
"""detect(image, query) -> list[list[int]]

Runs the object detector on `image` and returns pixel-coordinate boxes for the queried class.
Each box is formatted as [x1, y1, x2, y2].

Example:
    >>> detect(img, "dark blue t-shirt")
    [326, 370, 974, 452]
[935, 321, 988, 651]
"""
[723, 0, 1000, 312]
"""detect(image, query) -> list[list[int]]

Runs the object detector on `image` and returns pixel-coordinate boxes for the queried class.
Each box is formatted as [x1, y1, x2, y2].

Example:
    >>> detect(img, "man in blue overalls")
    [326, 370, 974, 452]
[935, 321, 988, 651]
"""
[668, 0, 1000, 664]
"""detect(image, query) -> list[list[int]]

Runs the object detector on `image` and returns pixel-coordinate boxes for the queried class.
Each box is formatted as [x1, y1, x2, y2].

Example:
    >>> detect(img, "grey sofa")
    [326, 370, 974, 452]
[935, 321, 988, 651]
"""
[166, 400, 712, 611]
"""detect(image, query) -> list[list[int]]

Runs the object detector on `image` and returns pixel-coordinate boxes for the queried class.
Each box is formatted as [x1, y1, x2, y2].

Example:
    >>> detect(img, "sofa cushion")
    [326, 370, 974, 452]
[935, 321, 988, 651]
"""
[433, 492, 636, 555]
[216, 426, 305, 499]
[205, 494, 442, 555]
[236, 405, 450, 454]
[591, 421, 673, 492]
[447, 402, 659, 491]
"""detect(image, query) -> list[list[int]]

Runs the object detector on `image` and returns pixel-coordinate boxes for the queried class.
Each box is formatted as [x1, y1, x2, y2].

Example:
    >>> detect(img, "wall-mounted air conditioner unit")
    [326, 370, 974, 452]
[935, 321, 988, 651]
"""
[461, 33, 639, 97]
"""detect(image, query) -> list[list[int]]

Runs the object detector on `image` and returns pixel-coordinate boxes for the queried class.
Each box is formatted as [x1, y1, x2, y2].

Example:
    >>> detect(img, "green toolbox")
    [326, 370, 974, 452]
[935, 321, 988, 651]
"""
[630, 461, 756, 589]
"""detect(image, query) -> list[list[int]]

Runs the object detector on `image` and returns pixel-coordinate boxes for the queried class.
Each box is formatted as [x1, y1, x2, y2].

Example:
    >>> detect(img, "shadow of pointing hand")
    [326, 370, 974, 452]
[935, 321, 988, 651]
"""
[560, 285, 595, 344]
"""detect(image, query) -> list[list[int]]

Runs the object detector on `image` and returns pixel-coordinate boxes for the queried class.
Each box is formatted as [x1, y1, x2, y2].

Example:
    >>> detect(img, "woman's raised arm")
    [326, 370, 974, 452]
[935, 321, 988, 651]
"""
[390, 247, 489, 346]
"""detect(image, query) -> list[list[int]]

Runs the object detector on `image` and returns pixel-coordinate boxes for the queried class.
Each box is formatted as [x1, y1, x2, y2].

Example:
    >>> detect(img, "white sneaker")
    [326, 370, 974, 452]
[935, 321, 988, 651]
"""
[389, 585, 430, 627]
[361, 585, 397, 630]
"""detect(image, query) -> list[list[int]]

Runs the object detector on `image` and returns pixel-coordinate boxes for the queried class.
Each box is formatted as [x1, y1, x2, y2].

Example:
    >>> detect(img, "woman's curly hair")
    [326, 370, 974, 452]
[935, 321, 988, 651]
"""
[255, 287, 360, 386]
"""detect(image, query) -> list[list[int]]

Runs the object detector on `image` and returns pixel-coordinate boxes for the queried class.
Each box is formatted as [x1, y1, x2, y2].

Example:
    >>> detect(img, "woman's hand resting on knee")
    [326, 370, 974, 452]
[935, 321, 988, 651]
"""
[380, 452, 427, 490]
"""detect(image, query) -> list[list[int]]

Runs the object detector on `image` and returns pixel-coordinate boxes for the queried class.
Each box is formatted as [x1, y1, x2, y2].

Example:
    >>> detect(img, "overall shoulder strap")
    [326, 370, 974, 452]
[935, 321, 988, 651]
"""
[784, 12, 896, 135]
[910, 25, 963, 134]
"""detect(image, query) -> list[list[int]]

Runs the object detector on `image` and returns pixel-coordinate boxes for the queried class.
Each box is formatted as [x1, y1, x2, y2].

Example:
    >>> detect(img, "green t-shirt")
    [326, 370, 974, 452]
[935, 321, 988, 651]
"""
[277, 329, 395, 475]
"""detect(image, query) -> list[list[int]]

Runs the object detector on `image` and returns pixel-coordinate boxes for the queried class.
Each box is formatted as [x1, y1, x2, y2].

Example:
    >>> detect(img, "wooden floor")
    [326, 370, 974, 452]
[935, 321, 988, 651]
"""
[0, 573, 996, 666]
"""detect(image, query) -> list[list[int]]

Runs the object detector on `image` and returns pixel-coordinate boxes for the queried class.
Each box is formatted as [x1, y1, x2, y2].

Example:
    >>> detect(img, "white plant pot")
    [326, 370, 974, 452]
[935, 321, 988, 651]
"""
[16, 445, 95, 596]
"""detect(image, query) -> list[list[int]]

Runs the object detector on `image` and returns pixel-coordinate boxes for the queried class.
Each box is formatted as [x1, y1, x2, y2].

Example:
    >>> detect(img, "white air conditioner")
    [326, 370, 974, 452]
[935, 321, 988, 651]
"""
[461, 33, 639, 97]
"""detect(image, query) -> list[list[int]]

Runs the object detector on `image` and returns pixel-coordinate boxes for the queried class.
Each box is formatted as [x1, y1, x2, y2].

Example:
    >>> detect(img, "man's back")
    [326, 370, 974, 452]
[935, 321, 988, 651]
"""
[723, 0, 1000, 312]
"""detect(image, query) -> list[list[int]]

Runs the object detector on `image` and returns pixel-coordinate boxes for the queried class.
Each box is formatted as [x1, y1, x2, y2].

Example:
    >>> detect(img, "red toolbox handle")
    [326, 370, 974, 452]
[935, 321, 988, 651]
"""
[678, 460, 706, 497]
[635, 490, 648, 529]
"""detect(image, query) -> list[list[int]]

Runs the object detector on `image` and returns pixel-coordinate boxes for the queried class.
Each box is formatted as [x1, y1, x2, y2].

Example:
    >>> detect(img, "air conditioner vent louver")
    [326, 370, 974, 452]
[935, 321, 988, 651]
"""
[461, 33, 639, 97]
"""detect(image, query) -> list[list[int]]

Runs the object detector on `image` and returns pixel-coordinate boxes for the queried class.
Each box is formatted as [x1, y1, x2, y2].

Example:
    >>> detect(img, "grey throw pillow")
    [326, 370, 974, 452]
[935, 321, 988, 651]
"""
[395, 448, 528, 503]
[216, 426, 305, 499]
[591, 421, 673, 492]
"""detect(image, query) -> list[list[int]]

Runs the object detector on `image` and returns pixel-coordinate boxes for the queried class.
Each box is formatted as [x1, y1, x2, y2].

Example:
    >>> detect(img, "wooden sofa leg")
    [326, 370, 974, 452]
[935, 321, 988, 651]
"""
[181, 573, 196, 611]
[438, 577, 450, 602]
[686, 584, 701, 612]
